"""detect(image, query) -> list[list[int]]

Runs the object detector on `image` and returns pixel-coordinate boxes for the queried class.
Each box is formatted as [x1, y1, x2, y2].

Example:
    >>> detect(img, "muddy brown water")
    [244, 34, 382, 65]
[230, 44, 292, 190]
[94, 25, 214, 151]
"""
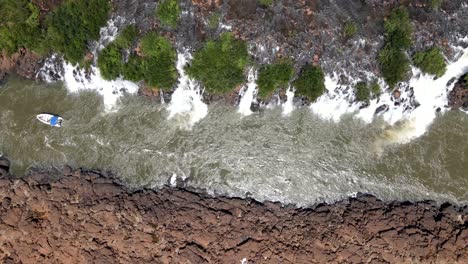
[0, 76, 467, 206]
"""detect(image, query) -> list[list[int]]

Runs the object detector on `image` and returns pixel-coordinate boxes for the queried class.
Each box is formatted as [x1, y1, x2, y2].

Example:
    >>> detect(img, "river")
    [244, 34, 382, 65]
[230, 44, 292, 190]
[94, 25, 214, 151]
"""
[0, 73, 467, 206]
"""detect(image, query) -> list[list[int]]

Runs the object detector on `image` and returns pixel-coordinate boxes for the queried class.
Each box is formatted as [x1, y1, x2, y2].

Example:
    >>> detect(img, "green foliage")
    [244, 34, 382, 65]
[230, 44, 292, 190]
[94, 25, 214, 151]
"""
[413, 47, 447, 77]
[370, 80, 381, 96]
[186, 33, 249, 94]
[293, 65, 325, 101]
[98, 43, 123, 80]
[428, 0, 442, 10]
[343, 21, 358, 39]
[123, 33, 177, 90]
[378, 44, 410, 88]
[378, 6, 412, 88]
[355, 80, 382, 102]
[259, 0, 274, 7]
[122, 55, 145, 82]
[156, 0, 181, 28]
[383, 6, 412, 50]
[208, 12, 220, 29]
[98, 30, 177, 89]
[113, 25, 138, 48]
[46, 0, 110, 64]
[97, 25, 139, 80]
[355, 82, 370, 102]
[464, 74, 468, 84]
[257, 61, 294, 99]
[0, 0, 42, 54]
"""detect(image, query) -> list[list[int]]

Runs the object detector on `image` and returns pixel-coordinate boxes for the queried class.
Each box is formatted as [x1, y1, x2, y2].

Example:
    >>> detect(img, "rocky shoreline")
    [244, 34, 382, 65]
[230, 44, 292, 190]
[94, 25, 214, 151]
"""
[0, 157, 466, 263]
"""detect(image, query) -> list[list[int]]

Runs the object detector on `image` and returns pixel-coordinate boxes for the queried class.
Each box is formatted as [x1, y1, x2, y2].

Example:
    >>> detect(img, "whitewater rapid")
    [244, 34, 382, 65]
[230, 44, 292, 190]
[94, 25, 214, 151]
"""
[167, 52, 208, 129]
[311, 46, 468, 143]
[36, 15, 468, 145]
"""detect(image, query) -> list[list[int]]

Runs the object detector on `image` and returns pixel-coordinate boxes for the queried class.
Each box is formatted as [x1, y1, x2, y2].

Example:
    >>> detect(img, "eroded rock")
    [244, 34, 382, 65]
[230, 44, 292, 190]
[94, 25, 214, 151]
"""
[0, 169, 466, 263]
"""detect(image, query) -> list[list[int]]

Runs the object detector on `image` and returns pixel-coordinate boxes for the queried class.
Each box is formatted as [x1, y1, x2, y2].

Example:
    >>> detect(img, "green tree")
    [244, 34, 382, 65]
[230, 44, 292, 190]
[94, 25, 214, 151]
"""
[378, 6, 413, 88]
[257, 61, 294, 99]
[156, 0, 181, 28]
[97, 25, 138, 80]
[122, 33, 177, 90]
[46, 0, 110, 64]
[186, 33, 249, 94]
[0, 0, 42, 54]
[98, 43, 123, 80]
[383, 6, 412, 50]
[355, 82, 370, 102]
[413, 47, 447, 77]
[293, 65, 325, 101]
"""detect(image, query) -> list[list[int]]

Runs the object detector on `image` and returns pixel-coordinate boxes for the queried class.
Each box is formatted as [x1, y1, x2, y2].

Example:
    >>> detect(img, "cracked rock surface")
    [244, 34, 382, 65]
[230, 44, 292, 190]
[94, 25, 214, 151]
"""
[0, 168, 467, 263]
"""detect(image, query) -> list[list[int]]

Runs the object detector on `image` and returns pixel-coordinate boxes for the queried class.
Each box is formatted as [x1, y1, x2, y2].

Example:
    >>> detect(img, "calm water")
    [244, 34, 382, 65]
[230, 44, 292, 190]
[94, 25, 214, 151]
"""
[0, 77, 467, 206]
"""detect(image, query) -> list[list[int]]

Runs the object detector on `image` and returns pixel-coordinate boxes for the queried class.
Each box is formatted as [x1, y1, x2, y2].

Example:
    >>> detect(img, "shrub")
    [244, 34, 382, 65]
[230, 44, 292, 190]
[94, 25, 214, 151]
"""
[46, 0, 110, 64]
[122, 55, 145, 82]
[257, 61, 294, 99]
[378, 6, 412, 88]
[293, 64, 325, 101]
[123, 33, 177, 90]
[429, 0, 442, 10]
[259, 0, 274, 7]
[113, 25, 138, 48]
[413, 47, 446, 77]
[343, 21, 358, 39]
[98, 25, 139, 80]
[378, 44, 410, 88]
[156, 0, 181, 28]
[370, 80, 381, 96]
[208, 12, 220, 29]
[383, 6, 412, 50]
[0, 0, 42, 53]
[98, 43, 123, 80]
[355, 82, 370, 102]
[186, 33, 249, 94]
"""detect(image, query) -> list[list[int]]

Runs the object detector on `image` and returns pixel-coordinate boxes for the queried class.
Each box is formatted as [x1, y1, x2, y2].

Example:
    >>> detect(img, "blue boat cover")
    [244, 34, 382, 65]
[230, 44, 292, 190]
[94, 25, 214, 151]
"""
[50, 116, 58, 126]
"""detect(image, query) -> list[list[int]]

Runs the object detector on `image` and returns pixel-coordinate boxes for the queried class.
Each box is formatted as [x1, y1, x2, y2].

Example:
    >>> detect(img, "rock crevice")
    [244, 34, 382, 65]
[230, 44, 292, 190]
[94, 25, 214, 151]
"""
[0, 164, 466, 263]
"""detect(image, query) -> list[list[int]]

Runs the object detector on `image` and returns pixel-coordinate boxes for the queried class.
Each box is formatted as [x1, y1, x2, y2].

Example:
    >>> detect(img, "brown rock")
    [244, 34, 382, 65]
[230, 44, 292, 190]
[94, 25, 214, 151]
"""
[448, 74, 468, 110]
[393, 89, 401, 99]
[0, 169, 466, 263]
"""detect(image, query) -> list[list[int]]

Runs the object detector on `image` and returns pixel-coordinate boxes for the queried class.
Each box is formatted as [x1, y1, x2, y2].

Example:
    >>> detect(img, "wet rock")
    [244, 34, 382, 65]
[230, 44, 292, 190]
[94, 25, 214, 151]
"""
[448, 74, 468, 110]
[0, 49, 42, 81]
[393, 89, 401, 99]
[250, 101, 261, 112]
[0, 156, 10, 175]
[226, 0, 257, 20]
[0, 169, 466, 263]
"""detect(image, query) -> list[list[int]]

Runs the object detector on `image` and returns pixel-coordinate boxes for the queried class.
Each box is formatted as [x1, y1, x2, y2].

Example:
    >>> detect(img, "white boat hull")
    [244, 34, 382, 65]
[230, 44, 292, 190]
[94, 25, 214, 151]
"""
[36, 114, 63, 127]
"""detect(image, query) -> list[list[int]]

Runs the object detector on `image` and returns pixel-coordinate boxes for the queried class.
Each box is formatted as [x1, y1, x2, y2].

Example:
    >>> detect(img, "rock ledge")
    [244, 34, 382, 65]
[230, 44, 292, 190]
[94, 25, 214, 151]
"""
[0, 168, 467, 263]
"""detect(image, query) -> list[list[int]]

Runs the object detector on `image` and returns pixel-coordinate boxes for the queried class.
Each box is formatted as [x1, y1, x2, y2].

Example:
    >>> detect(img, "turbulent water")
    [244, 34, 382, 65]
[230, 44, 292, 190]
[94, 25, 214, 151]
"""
[0, 73, 467, 206]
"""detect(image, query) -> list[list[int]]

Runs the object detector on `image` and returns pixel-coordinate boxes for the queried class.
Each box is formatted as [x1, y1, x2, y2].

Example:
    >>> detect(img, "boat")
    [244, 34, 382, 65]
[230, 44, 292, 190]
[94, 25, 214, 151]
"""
[36, 113, 63, 127]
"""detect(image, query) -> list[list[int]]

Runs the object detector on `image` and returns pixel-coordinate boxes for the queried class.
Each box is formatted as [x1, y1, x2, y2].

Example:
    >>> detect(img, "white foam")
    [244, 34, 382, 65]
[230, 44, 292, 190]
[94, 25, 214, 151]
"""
[167, 52, 208, 129]
[282, 87, 295, 116]
[310, 74, 360, 122]
[170, 173, 177, 187]
[311, 46, 468, 143]
[237, 69, 257, 116]
[63, 63, 139, 111]
[92, 16, 125, 55]
[378, 48, 468, 143]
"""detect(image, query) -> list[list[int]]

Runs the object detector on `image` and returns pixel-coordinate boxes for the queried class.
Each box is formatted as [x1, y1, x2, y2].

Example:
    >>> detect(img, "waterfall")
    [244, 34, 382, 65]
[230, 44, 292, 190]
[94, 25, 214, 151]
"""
[237, 69, 257, 116]
[282, 87, 295, 116]
[37, 17, 139, 112]
[166, 52, 208, 129]
[310, 45, 468, 143]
